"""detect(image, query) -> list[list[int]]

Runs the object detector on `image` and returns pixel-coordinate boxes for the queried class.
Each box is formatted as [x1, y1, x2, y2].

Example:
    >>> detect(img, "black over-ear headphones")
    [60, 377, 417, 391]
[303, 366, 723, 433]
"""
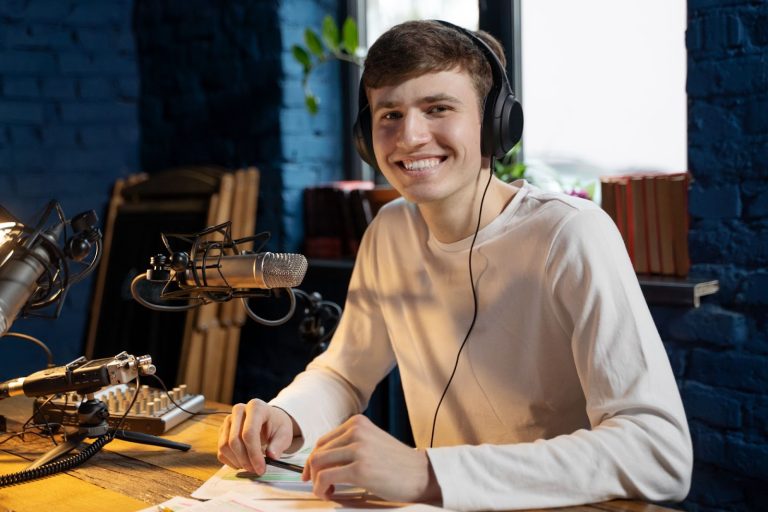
[352, 19, 524, 170]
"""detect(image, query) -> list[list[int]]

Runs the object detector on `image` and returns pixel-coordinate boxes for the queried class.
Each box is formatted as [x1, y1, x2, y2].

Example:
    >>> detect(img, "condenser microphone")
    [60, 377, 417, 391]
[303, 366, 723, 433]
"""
[183, 252, 308, 290]
[0, 227, 59, 337]
[133, 223, 308, 326]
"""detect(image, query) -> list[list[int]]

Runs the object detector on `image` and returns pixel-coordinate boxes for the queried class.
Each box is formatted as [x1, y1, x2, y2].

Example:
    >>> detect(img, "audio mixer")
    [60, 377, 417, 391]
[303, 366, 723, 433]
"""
[33, 383, 205, 435]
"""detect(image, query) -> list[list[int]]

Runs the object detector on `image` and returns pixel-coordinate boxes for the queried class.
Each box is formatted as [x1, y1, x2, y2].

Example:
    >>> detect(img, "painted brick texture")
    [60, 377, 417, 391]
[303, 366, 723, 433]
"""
[134, 0, 343, 252]
[654, 1, 768, 510]
[0, 0, 139, 379]
[0, 0, 344, 383]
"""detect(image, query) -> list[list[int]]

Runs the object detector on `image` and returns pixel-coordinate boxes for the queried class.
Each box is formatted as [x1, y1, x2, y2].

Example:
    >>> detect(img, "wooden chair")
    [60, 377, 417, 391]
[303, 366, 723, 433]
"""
[177, 168, 259, 403]
[86, 166, 259, 404]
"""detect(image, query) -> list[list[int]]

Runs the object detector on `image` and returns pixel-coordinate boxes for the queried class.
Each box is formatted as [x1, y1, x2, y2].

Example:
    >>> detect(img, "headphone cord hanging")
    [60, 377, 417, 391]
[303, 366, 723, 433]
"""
[429, 164, 494, 448]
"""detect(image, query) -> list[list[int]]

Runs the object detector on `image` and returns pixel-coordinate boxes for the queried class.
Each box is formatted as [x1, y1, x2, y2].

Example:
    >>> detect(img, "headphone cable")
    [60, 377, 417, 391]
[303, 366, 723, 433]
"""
[429, 165, 494, 448]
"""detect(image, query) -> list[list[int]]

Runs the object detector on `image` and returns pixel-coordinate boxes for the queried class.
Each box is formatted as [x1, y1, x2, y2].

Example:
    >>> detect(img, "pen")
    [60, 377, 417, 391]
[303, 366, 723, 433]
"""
[265, 456, 304, 473]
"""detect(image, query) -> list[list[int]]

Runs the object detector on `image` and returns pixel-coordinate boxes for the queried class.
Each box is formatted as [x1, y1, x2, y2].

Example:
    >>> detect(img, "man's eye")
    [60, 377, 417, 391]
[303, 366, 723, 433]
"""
[428, 105, 451, 114]
[381, 112, 401, 121]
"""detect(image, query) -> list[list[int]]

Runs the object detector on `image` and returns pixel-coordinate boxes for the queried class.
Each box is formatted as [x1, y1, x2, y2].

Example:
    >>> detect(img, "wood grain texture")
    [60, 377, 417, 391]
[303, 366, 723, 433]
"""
[0, 397, 681, 511]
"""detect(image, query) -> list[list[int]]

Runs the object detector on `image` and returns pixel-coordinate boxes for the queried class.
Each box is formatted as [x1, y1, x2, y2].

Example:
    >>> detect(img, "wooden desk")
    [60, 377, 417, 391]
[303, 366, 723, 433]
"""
[0, 396, 677, 512]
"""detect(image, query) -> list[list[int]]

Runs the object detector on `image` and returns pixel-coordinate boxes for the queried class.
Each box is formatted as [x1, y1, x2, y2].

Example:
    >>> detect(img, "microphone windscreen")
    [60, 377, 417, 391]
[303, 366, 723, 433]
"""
[262, 253, 308, 288]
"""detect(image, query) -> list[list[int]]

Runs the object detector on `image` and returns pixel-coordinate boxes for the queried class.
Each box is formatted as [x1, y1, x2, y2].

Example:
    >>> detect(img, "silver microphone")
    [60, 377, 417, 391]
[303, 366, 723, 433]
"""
[0, 226, 57, 337]
[184, 252, 308, 289]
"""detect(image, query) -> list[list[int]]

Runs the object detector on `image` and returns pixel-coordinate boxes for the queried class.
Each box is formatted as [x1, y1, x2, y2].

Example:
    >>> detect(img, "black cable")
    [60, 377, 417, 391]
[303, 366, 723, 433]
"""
[112, 375, 142, 432]
[146, 374, 228, 416]
[24, 394, 62, 444]
[1, 332, 54, 368]
[0, 377, 141, 487]
[0, 432, 112, 486]
[429, 166, 494, 448]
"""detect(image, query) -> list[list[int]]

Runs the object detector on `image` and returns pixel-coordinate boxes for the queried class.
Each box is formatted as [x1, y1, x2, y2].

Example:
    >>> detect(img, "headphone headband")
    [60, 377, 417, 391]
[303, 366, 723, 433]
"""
[353, 20, 523, 169]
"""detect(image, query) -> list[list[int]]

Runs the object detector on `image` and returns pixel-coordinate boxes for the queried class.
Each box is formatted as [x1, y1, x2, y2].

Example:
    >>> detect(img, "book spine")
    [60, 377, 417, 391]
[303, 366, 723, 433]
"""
[630, 176, 648, 274]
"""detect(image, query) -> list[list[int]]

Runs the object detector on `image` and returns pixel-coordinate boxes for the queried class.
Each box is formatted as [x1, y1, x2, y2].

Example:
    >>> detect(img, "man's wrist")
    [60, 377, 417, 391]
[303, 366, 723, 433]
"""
[419, 449, 443, 504]
[271, 405, 303, 438]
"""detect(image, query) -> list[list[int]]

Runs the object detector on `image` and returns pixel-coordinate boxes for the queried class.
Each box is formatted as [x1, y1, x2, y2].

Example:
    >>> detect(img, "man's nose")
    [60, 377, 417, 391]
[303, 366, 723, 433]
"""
[397, 113, 431, 148]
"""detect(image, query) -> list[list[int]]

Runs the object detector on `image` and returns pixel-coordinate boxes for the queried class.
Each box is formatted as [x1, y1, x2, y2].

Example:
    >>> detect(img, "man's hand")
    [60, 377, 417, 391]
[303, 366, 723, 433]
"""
[301, 414, 441, 503]
[217, 399, 299, 474]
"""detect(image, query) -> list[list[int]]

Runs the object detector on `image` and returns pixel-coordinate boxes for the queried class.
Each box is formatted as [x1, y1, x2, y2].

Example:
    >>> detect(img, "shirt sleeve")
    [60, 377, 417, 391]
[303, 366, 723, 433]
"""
[426, 207, 692, 511]
[269, 222, 396, 449]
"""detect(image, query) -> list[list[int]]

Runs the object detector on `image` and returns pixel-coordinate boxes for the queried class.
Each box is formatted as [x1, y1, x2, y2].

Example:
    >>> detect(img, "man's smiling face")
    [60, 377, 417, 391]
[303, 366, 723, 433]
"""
[369, 69, 484, 208]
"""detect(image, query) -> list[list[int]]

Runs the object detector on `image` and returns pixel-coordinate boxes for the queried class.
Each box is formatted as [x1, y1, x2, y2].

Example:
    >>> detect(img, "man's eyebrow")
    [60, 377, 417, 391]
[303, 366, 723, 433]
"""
[372, 93, 464, 112]
[422, 93, 463, 104]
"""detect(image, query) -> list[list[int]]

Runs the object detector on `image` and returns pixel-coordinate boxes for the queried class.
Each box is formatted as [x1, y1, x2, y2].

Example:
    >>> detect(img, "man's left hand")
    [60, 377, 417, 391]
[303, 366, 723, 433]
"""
[301, 414, 441, 503]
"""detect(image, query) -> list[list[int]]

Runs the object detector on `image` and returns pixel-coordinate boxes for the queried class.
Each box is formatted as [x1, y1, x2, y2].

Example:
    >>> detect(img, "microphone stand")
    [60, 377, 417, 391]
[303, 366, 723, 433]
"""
[27, 393, 190, 469]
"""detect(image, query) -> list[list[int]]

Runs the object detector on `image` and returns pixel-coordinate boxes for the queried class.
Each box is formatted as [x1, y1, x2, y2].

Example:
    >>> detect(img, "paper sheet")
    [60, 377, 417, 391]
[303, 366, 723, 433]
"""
[136, 496, 205, 512]
[192, 464, 367, 501]
[189, 448, 450, 511]
[166, 491, 449, 512]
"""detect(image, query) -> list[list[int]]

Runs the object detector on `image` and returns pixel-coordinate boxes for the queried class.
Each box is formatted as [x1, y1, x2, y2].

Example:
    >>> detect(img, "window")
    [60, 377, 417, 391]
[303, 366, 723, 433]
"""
[356, 1, 687, 194]
[364, 0, 478, 48]
[519, 0, 688, 190]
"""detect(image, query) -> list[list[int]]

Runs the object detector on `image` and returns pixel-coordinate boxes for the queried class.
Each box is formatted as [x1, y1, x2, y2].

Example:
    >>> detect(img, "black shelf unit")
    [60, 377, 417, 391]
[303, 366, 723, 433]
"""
[638, 275, 719, 308]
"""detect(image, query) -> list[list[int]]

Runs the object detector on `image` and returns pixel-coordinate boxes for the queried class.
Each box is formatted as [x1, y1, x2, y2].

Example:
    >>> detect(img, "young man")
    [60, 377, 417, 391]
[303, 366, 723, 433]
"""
[218, 20, 692, 510]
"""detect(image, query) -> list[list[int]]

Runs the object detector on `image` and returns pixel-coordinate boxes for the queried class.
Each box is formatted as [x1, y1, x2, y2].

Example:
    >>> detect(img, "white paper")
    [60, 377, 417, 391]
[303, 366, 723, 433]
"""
[190, 448, 451, 510]
[194, 491, 450, 512]
[136, 496, 205, 512]
[191, 464, 365, 501]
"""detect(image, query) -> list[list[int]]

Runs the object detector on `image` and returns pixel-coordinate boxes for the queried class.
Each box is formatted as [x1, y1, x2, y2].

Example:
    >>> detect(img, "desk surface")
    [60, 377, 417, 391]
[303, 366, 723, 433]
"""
[0, 396, 677, 512]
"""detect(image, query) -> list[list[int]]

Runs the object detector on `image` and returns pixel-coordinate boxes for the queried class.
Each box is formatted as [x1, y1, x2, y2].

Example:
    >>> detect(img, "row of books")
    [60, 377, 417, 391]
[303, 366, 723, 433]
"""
[600, 172, 691, 276]
[303, 181, 400, 259]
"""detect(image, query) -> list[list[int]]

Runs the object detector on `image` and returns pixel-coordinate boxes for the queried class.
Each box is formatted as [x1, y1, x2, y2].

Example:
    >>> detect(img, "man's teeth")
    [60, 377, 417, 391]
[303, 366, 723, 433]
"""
[402, 158, 441, 170]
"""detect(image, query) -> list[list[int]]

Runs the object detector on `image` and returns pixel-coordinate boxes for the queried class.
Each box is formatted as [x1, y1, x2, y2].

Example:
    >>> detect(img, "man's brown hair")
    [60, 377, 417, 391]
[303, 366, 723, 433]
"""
[361, 20, 507, 111]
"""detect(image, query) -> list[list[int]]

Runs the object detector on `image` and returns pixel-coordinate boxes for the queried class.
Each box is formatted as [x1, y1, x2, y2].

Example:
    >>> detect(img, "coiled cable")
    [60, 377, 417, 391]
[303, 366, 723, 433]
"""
[0, 432, 113, 487]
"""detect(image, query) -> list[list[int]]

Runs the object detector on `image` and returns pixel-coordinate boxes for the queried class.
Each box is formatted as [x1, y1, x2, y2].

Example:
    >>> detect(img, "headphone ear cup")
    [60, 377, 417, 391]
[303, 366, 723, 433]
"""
[484, 90, 524, 159]
[500, 95, 524, 157]
[353, 107, 378, 170]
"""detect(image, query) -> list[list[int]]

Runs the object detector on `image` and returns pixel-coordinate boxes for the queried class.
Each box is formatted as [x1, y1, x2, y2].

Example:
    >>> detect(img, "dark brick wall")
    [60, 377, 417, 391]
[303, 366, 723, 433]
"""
[132, 0, 345, 404]
[0, 0, 139, 378]
[652, 1, 768, 510]
[134, 0, 343, 252]
[0, 0, 344, 382]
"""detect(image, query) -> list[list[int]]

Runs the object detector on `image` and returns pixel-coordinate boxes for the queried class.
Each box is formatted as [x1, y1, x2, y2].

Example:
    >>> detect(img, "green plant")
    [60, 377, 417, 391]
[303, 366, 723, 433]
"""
[494, 142, 526, 182]
[291, 15, 364, 114]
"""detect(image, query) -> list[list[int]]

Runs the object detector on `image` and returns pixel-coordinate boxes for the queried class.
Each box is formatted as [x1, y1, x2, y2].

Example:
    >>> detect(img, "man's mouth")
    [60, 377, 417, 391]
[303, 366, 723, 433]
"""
[398, 157, 445, 171]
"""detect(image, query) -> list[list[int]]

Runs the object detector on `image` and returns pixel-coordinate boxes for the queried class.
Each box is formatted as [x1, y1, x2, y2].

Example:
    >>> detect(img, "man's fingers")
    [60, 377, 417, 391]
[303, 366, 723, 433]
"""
[265, 421, 294, 459]
[240, 399, 270, 473]
[313, 464, 352, 500]
[217, 400, 297, 475]
[217, 415, 237, 467]
[225, 403, 257, 471]
[305, 444, 357, 488]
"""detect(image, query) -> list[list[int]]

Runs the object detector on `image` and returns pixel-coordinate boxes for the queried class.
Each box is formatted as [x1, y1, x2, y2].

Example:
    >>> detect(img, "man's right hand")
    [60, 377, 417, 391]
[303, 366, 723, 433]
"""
[217, 398, 300, 474]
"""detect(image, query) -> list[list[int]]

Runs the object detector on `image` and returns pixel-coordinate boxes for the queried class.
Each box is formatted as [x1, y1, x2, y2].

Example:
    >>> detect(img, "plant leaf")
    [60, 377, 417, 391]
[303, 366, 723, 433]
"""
[305, 94, 319, 115]
[304, 29, 324, 57]
[585, 181, 596, 200]
[292, 45, 312, 72]
[321, 15, 340, 52]
[342, 18, 358, 55]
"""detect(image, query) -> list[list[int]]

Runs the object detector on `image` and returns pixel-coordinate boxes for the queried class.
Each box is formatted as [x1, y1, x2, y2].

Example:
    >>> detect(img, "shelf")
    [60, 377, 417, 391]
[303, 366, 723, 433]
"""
[638, 275, 719, 308]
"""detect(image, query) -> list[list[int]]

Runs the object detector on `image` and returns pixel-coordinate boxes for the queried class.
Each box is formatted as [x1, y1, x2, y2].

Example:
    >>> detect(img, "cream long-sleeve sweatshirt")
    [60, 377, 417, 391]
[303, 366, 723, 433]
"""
[271, 181, 692, 511]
